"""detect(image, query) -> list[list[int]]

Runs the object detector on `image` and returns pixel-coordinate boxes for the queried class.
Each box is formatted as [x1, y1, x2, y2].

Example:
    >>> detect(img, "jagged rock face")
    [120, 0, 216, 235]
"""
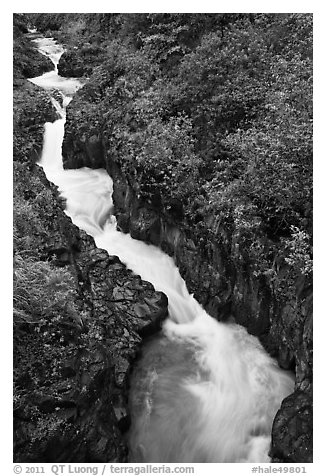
[109, 159, 313, 463]
[271, 390, 313, 463]
[62, 117, 312, 462]
[13, 84, 168, 463]
[14, 218, 168, 463]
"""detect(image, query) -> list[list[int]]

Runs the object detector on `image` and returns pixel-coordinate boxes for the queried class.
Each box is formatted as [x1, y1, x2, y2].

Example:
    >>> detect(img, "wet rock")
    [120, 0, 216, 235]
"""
[13, 80, 169, 462]
[62, 124, 312, 461]
[271, 390, 313, 463]
[14, 195, 169, 463]
[56, 39, 313, 461]
[51, 89, 64, 107]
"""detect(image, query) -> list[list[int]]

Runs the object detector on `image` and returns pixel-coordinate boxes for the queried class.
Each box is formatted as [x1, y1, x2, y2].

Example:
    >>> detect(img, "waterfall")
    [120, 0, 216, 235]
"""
[28, 37, 294, 463]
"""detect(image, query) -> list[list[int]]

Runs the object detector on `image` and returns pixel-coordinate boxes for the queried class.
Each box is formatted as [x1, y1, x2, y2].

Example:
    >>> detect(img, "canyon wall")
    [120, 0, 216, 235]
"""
[14, 13, 313, 463]
[62, 123, 312, 463]
[14, 157, 168, 463]
[13, 30, 168, 461]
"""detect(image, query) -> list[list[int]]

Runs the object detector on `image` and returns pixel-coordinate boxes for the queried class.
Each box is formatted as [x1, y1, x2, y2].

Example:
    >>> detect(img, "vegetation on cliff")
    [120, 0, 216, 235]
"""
[50, 13, 312, 301]
[13, 14, 53, 85]
[15, 13, 313, 462]
[36, 13, 312, 462]
[13, 15, 168, 462]
[13, 14, 89, 457]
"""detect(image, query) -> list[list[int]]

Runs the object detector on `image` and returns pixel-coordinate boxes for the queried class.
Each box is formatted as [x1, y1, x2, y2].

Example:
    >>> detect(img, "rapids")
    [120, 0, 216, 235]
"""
[28, 36, 294, 463]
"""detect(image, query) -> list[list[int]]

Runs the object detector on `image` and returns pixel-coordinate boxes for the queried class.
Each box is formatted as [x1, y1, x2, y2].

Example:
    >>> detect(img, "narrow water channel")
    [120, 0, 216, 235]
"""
[29, 36, 294, 463]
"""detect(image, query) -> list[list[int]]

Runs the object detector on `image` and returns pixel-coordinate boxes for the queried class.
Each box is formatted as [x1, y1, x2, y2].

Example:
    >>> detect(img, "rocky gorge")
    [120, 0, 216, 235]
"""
[14, 13, 313, 464]
[13, 17, 168, 463]
[62, 93, 312, 463]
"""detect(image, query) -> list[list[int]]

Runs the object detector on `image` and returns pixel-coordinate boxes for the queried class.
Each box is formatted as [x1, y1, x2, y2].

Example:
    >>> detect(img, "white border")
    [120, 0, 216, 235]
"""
[4, 2, 324, 474]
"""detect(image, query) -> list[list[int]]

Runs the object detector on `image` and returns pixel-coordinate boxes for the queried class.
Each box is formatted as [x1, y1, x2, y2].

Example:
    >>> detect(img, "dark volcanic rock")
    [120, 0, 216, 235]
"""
[107, 161, 313, 463]
[13, 78, 168, 463]
[14, 225, 168, 463]
[62, 103, 313, 461]
[271, 390, 313, 462]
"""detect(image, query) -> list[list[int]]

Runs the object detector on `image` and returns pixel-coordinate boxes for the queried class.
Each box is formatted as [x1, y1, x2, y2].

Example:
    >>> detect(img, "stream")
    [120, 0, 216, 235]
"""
[28, 36, 294, 463]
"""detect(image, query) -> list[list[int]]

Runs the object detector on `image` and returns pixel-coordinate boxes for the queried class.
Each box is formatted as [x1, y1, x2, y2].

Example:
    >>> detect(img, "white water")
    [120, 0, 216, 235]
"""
[29, 37, 294, 463]
[30, 38, 82, 94]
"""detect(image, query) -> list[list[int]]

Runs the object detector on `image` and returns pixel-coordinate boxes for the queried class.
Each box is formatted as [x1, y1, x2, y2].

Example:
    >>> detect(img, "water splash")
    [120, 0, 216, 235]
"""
[30, 37, 295, 463]
[32, 37, 64, 72]
[29, 37, 82, 94]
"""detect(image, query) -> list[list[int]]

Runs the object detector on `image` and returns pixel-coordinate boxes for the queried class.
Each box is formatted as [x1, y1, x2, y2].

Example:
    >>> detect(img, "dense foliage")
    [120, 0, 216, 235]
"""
[13, 24, 169, 462]
[36, 13, 312, 294]
[24, 11, 313, 306]
[13, 20, 88, 430]
[13, 116, 87, 421]
[13, 14, 53, 84]
[13, 13, 313, 462]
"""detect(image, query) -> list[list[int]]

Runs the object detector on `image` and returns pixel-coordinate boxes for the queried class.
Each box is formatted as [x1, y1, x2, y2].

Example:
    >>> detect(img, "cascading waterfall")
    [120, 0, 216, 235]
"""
[29, 37, 294, 463]
[30, 37, 81, 93]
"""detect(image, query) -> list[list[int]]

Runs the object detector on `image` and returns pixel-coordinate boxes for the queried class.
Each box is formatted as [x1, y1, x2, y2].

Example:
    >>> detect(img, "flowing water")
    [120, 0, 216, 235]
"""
[28, 37, 294, 463]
